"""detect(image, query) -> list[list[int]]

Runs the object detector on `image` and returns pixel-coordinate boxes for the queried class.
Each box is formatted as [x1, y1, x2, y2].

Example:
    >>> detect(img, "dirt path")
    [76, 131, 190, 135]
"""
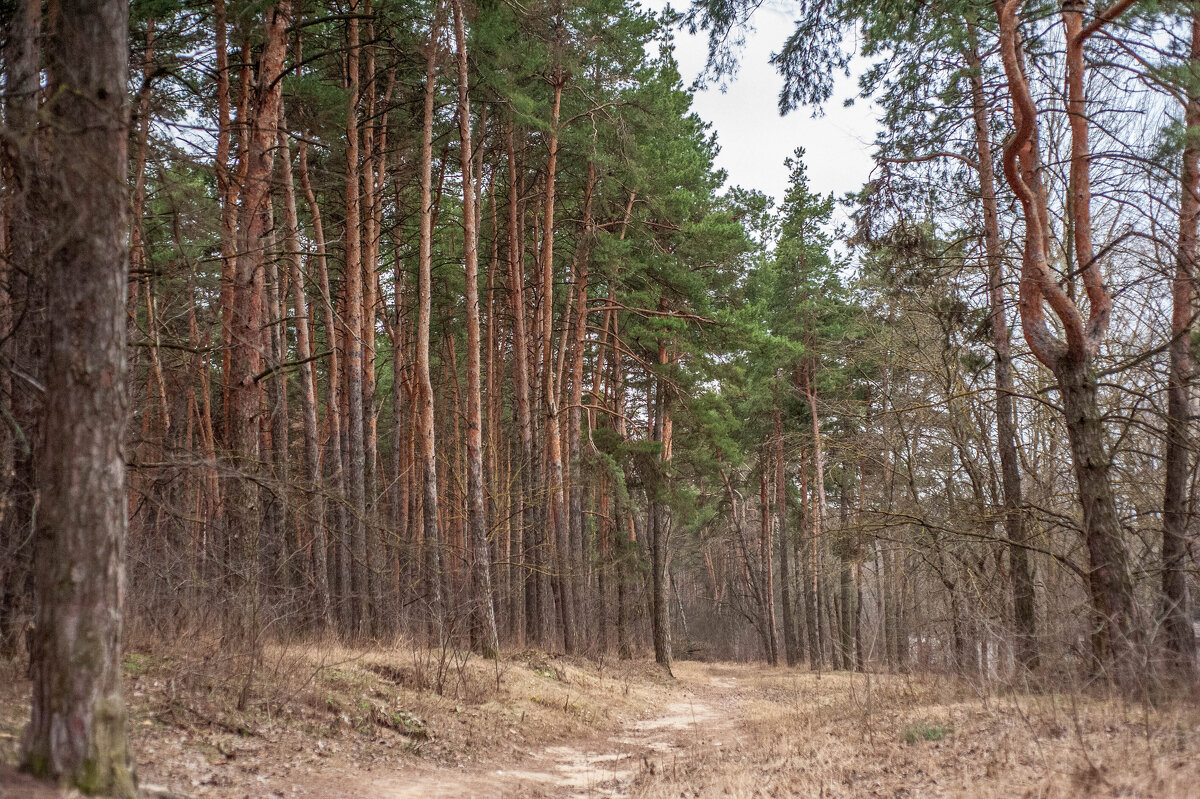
[358, 665, 746, 799]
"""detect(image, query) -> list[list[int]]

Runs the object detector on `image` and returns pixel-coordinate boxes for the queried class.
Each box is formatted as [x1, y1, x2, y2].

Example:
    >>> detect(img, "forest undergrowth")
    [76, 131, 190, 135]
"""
[632, 666, 1200, 798]
[0, 637, 675, 798]
[4, 643, 1200, 798]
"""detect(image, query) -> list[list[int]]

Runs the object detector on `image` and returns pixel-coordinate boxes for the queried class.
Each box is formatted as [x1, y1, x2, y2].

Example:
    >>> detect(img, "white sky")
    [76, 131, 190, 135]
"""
[644, 1, 880, 206]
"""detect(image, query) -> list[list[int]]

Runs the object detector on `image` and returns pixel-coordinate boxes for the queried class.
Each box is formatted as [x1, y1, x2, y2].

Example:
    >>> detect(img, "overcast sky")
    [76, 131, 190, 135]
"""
[643, 1, 880, 206]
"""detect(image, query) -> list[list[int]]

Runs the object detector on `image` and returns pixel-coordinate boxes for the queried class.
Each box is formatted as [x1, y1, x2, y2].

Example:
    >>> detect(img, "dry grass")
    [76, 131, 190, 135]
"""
[0, 637, 677, 798]
[632, 664, 1200, 798]
[5, 649, 1200, 798]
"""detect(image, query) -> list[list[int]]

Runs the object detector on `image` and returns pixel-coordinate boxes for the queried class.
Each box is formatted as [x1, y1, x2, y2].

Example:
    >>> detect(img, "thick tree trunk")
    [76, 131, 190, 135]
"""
[1055, 357, 1141, 677]
[20, 1, 137, 793]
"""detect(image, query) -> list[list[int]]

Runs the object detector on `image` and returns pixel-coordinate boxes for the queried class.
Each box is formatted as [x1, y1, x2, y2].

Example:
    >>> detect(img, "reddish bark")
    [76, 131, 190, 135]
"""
[452, 0, 500, 657]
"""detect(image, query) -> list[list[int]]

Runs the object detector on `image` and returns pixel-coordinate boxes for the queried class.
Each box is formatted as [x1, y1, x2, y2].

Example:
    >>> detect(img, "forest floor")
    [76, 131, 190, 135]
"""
[3, 642, 1200, 798]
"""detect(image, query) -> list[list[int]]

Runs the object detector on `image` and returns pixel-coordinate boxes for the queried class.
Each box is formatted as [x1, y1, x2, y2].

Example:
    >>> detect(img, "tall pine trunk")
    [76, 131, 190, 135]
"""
[417, 8, 446, 640]
[759, 464, 778, 665]
[799, 446, 821, 668]
[775, 392, 797, 666]
[803, 362, 827, 670]
[298, 142, 351, 631]
[21, 0, 137, 792]
[505, 124, 541, 645]
[540, 77, 576, 654]
[342, 4, 370, 635]
[567, 161, 595, 649]
[650, 340, 673, 673]
[279, 113, 332, 631]
[452, 0, 500, 657]
[225, 2, 288, 642]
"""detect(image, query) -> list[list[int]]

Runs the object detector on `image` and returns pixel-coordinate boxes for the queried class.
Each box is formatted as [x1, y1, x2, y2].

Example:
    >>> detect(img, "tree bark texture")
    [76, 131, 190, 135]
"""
[21, 0, 137, 793]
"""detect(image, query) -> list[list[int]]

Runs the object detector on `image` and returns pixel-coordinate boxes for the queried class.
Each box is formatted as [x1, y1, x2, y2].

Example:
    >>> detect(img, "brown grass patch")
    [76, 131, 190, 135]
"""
[0, 638, 679, 798]
[632, 665, 1200, 798]
[6, 650, 1198, 798]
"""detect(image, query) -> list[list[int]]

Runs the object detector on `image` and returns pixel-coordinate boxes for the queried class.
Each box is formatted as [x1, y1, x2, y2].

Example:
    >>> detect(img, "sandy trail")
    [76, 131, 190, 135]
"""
[362, 666, 745, 799]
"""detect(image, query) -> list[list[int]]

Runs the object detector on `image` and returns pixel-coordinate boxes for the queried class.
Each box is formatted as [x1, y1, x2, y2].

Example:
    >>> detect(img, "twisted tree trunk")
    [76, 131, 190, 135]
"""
[995, 0, 1140, 680]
